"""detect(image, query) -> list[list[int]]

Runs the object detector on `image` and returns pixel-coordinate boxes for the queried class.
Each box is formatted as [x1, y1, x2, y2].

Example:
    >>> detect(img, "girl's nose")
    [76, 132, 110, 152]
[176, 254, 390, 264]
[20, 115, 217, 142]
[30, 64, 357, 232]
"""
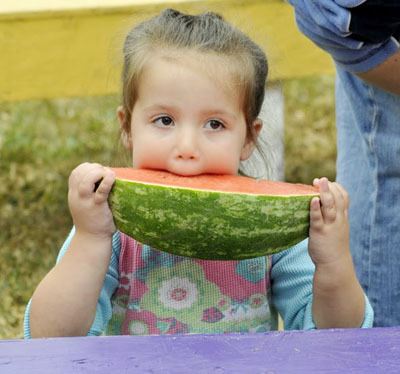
[176, 127, 199, 160]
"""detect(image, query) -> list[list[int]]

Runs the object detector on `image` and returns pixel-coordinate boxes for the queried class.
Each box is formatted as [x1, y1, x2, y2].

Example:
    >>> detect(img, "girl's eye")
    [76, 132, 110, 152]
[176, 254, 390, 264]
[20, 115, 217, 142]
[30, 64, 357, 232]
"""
[153, 116, 174, 127]
[205, 120, 225, 130]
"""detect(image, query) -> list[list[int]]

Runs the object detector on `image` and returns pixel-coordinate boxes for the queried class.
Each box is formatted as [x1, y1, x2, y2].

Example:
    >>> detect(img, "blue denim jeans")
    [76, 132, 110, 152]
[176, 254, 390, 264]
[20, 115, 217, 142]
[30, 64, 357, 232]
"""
[335, 65, 400, 327]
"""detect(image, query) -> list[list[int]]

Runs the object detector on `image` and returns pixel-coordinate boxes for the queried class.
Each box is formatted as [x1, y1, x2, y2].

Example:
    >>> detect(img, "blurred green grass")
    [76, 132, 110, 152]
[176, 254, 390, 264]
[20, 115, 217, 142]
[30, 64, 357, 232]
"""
[0, 75, 335, 339]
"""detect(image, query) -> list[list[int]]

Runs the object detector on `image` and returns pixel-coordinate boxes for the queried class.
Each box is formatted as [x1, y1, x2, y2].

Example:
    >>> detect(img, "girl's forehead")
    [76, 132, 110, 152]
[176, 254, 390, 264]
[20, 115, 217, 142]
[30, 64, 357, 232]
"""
[132, 52, 246, 117]
[140, 50, 247, 96]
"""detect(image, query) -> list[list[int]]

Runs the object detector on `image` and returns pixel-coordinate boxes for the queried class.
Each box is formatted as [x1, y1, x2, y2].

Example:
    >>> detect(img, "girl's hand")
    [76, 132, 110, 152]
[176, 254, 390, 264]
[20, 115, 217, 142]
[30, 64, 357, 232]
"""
[309, 178, 366, 329]
[308, 177, 351, 268]
[68, 162, 116, 238]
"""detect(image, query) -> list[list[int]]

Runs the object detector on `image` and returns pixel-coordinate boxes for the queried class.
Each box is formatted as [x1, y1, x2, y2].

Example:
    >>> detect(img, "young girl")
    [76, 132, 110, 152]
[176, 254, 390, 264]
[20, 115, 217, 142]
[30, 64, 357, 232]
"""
[25, 9, 372, 338]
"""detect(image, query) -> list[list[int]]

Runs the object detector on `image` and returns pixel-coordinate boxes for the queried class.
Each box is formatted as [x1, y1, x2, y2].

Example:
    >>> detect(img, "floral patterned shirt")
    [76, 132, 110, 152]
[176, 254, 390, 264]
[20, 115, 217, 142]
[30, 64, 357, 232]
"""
[24, 228, 374, 337]
[106, 233, 276, 335]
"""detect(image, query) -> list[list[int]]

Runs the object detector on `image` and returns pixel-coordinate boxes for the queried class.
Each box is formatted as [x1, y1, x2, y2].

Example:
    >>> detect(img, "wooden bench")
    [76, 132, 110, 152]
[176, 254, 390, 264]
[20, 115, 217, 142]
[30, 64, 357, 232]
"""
[1, 327, 400, 372]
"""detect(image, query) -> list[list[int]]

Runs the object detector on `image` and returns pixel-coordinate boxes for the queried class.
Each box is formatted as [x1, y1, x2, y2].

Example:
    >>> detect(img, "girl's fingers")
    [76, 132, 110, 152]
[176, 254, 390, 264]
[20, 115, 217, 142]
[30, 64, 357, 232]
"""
[310, 178, 350, 226]
[94, 168, 116, 204]
[319, 177, 336, 223]
[69, 162, 103, 189]
[77, 165, 108, 198]
[312, 178, 320, 187]
[329, 182, 345, 213]
[335, 182, 350, 211]
[310, 197, 323, 230]
[69, 162, 90, 189]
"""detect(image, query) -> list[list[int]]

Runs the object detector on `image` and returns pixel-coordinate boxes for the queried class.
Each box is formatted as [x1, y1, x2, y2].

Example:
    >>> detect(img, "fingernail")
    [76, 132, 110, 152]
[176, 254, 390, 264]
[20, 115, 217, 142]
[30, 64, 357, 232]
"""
[319, 181, 327, 192]
[312, 197, 320, 208]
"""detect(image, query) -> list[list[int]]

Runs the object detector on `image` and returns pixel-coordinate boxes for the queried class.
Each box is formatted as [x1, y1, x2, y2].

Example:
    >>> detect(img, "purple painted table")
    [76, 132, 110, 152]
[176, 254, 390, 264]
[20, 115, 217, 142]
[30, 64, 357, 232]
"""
[1, 328, 400, 373]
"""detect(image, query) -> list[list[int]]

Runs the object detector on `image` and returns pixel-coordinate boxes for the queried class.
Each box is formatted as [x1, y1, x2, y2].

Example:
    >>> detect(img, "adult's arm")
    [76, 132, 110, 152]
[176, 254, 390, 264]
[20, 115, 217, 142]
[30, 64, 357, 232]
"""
[349, 1, 400, 94]
[288, 0, 400, 94]
[357, 49, 400, 95]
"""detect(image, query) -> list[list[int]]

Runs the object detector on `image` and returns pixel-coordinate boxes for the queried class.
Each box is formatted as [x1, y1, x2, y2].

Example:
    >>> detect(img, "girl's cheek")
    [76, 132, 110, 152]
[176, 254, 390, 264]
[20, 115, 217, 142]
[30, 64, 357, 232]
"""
[206, 153, 241, 175]
[132, 149, 168, 169]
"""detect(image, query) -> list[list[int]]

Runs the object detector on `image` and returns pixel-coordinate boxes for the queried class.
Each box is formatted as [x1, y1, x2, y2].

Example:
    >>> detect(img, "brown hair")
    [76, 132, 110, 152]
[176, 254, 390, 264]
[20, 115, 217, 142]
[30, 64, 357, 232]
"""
[119, 8, 270, 175]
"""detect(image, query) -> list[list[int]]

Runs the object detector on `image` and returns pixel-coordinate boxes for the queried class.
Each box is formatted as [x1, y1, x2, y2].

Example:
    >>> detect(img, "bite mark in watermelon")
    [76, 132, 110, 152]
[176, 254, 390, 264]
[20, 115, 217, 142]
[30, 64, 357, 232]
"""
[108, 168, 319, 260]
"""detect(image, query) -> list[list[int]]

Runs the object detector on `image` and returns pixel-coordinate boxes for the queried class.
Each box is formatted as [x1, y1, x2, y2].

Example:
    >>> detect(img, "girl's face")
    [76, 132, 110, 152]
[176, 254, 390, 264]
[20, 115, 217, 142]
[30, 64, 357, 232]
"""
[118, 53, 262, 176]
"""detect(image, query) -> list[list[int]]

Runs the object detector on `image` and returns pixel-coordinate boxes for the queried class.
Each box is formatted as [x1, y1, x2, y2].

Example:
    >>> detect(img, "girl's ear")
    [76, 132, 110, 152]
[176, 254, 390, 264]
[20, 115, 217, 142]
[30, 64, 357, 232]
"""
[117, 106, 132, 150]
[240, 119, 263, 161]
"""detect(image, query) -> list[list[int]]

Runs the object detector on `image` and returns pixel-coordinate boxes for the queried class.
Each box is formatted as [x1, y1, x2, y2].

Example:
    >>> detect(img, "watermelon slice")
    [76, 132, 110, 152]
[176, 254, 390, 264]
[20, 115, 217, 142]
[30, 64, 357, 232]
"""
[108, 168, 318, 260]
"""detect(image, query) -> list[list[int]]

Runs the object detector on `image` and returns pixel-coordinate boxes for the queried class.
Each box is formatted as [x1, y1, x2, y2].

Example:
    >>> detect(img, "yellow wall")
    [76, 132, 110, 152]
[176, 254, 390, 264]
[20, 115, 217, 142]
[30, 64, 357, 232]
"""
[0, 0, 333, 102]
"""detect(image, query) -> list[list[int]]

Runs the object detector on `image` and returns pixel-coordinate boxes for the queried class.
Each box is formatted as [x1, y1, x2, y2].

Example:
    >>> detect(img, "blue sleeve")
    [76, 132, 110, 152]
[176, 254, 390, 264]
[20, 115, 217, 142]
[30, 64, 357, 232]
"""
[24, 227, 121, 338]
[88, 231, 121, 336]
[270, 239, 374, 330]
[287, 0, 400, 73]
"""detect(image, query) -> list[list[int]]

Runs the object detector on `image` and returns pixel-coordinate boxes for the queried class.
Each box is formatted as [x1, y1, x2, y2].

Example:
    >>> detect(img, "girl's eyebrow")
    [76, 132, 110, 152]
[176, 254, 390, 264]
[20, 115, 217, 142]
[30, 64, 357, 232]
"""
[143, 105, 238, 121]
[201, 109, 238, 121]
[142, 104, 176, 113]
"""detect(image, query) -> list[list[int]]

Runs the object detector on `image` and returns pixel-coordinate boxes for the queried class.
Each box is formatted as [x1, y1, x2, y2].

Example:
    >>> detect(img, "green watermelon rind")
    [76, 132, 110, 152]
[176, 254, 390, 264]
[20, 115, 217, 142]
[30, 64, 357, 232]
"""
[109, 178, 318, 260]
